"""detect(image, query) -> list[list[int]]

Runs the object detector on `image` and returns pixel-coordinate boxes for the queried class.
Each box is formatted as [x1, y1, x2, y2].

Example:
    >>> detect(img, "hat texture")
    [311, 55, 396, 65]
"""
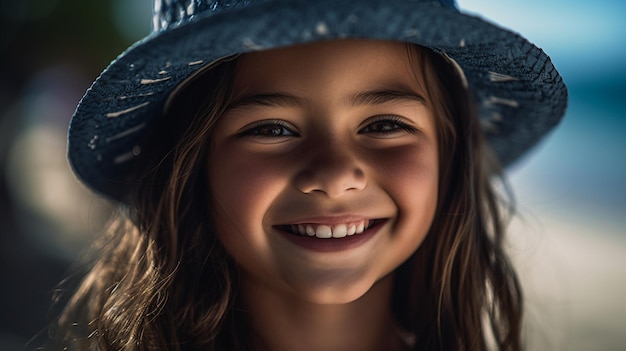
[68, 0, 568, 202]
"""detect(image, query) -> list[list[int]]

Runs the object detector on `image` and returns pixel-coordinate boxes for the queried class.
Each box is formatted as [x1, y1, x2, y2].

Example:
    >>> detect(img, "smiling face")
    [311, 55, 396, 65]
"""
[207, 40, 439, 304]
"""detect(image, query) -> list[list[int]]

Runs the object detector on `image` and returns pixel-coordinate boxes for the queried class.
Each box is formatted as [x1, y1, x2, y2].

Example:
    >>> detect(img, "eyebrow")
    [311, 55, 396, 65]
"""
[226, 93, 304, 111]
[348, 89, 426, 106]
[226, 89, 426, 111]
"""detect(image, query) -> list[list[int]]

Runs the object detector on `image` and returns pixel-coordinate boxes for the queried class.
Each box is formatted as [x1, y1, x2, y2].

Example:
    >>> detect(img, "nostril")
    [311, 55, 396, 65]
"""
[295, 167, 367, 197]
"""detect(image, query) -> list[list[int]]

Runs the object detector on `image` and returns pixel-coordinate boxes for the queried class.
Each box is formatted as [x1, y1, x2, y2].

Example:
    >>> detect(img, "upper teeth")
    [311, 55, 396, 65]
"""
[289, 220, 370, 238]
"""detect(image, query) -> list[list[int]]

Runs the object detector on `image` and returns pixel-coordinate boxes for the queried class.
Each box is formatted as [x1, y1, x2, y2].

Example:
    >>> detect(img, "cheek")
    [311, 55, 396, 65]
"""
[207, 148, 290, 246]
[373, 143, 438, 212]
[211, 159, 274, 217]
[374, 144, 439, 261]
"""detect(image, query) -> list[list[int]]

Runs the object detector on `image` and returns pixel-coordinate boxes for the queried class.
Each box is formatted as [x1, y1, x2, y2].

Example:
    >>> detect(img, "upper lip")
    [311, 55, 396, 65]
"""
[274, 215, 383, 226]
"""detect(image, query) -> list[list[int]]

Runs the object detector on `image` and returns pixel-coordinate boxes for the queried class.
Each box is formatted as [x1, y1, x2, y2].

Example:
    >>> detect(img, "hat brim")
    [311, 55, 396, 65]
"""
[68, 0, 567, 201]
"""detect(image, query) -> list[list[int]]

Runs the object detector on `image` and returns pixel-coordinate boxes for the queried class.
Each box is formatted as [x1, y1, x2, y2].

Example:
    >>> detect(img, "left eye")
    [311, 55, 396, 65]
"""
[247, 125, 294, 137]
[238, 120, 299, 141]
[359, 116, 417, 137]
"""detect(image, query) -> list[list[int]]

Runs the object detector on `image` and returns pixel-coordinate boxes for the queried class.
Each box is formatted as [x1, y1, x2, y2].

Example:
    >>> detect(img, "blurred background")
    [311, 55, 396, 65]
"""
[460, 1, 626, 350]
[0, 0, 623, 350]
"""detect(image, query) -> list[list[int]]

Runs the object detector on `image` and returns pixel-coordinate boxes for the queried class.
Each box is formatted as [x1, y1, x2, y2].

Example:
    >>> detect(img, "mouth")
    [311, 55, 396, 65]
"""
[276, 219, 384, 239]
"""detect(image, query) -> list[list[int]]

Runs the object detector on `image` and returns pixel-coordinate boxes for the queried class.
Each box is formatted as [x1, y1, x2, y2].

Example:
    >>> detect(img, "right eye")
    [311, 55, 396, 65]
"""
[237, 120, 299, 142]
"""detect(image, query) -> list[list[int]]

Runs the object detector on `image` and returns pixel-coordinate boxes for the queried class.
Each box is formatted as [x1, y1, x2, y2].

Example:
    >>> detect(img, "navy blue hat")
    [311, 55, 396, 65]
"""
[68, 0, 567, 202]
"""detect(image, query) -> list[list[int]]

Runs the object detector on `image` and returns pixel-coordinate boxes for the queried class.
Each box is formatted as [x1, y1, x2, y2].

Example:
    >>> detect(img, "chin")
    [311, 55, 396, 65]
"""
[286, 271, 391, 306]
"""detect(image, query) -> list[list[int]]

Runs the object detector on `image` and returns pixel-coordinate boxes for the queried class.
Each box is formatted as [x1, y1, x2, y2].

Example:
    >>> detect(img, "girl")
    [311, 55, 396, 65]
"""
[55, 0, 567, 350]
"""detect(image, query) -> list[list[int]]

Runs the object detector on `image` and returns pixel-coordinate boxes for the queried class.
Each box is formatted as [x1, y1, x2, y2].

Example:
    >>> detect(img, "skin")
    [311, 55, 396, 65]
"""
[207, 40, 439, 351]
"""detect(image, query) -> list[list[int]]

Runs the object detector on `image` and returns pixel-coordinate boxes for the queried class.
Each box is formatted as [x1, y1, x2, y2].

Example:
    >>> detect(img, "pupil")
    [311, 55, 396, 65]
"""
[269, 127, 282, 135]
[376, 122, 392, 131]
[260, 126, 282, 136]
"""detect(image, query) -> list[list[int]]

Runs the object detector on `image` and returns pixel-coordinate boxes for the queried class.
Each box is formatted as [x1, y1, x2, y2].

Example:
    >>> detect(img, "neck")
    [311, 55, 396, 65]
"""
[239, 274, 404, 351]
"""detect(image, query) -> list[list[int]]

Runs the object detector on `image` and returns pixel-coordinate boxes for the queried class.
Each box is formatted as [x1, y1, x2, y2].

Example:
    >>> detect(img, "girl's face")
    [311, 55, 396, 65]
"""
[207, 40, 439, 304]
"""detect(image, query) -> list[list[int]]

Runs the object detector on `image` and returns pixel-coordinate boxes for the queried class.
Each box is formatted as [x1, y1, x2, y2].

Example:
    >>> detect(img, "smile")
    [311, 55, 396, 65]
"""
[278, 219, 381, 239]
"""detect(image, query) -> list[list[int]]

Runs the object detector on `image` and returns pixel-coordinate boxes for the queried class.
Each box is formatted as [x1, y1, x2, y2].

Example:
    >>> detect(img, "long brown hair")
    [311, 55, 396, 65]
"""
[52, 43, 522, 350]
[393, 46, 522, 350]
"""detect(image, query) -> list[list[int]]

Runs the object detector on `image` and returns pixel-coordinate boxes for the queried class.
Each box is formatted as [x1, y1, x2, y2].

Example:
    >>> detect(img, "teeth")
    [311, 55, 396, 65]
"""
[288, 220, 374, 238]
[332, 224, 347, 238]
[357, 221, 365, 233]
[316, 225, 332, 238]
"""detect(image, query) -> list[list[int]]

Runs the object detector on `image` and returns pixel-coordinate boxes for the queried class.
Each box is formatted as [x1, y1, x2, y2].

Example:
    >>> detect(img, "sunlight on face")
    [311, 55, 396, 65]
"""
[207, 40, 439, 304]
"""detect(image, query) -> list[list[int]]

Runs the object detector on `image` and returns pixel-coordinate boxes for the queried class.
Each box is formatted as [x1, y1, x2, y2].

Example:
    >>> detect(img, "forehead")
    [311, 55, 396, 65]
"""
[232, 40, 428, 99]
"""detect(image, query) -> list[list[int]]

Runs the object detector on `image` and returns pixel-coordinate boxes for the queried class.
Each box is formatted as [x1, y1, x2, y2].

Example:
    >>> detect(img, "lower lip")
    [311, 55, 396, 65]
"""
[276, 220, 386, 253]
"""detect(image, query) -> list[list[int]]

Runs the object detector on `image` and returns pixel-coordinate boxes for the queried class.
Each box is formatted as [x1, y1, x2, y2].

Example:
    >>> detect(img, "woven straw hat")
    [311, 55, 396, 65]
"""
[68, 0, 567, 201]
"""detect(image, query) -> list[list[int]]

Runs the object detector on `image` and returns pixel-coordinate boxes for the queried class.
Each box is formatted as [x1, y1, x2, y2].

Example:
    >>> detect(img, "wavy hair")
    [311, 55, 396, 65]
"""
[52, 44, 522, 350]
[394, 46, 522, 350]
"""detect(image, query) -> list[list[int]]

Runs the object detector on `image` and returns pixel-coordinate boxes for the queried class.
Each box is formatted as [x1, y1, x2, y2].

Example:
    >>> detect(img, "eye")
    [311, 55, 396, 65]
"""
[238, 120, 299, 142]
[359, 115, 418, 137]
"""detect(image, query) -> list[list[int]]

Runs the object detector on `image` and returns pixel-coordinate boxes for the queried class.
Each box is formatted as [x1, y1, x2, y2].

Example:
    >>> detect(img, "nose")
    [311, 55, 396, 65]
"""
[294, 139, 367, 198]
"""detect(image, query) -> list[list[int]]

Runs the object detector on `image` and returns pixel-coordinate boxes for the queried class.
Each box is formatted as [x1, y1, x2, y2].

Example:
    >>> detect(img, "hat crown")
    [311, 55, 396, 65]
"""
[153, 0, 252, 31]
[153, 0, 456, 31]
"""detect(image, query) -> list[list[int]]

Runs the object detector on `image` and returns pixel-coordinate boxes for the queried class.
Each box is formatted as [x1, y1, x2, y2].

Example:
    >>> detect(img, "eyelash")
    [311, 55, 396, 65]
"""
[358, 115, 418, 136]
[237, 120, 299, 139]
